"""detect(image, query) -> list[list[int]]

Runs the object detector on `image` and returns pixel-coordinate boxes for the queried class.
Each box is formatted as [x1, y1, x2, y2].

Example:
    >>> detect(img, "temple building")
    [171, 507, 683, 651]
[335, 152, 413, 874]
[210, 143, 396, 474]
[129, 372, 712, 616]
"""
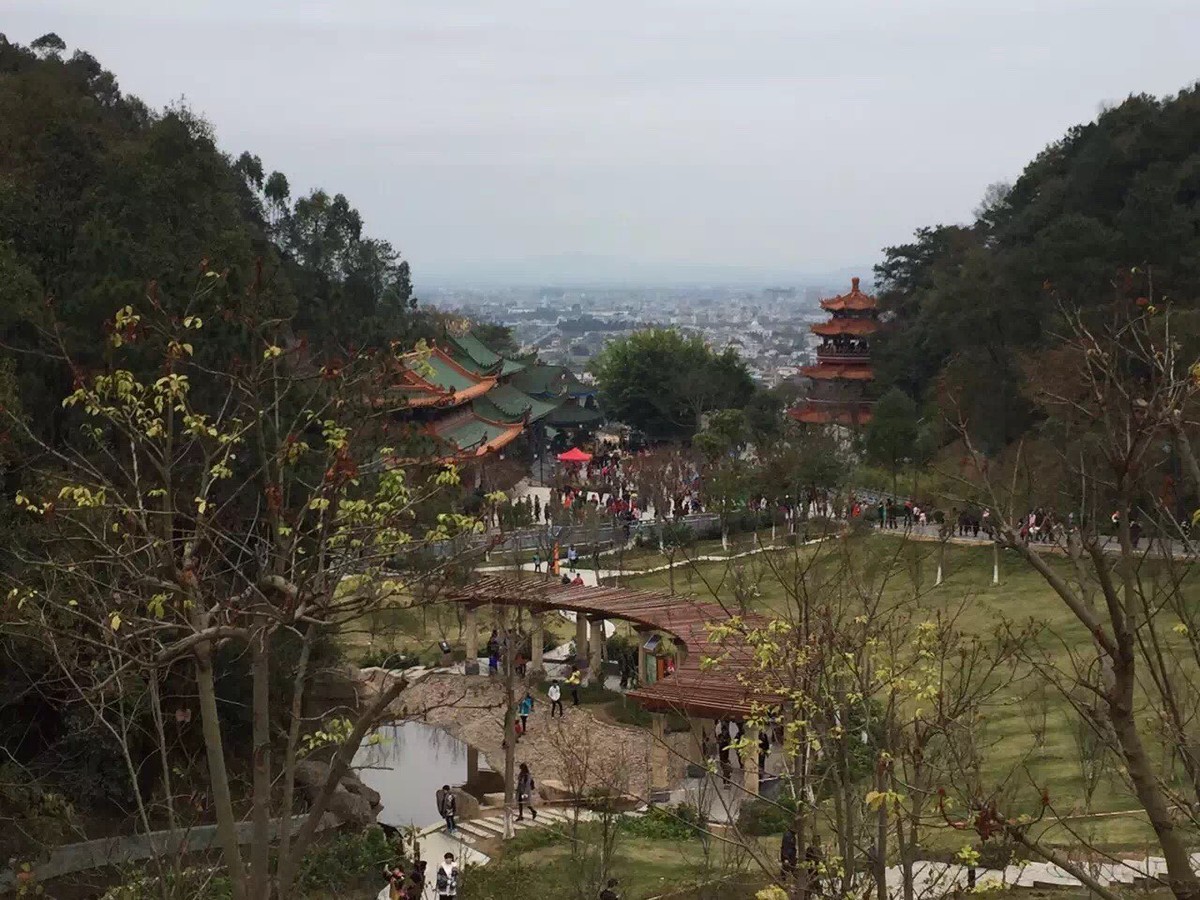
[387, 330, 603, 466]
[789, 277, 878, 426]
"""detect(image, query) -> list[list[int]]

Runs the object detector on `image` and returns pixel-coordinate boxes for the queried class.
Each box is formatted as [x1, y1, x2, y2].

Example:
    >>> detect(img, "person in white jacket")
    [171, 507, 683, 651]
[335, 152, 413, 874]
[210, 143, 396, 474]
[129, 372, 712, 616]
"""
[436, 852, 459, 900]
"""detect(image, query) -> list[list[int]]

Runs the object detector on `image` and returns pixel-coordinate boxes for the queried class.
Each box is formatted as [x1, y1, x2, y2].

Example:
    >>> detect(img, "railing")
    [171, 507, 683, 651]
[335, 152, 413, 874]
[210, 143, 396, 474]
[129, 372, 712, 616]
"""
[815, 347, 869, 363]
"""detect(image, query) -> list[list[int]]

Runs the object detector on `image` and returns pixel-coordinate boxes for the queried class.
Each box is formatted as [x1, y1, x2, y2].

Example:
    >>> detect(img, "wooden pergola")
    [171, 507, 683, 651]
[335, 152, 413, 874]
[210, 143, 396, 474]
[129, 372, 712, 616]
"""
[446, 575, 781, 793]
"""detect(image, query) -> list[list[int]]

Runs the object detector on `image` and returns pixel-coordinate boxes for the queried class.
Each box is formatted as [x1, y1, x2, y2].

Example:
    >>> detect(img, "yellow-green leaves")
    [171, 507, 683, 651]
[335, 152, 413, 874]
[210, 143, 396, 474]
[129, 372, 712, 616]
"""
[182, 315, 203, 330]
[109, 611, 122, 632]
[263, 344, 283, 360]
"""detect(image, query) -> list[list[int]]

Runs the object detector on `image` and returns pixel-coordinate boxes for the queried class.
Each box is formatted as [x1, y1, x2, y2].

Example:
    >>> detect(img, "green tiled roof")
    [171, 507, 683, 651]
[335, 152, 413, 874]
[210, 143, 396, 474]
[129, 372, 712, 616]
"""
[446, 332, 527, 378]
[509, 364, 594, 399]
[431, 410, 520, 454]
[421, 353, 479, 392]
[545, 401, 604, 427]
[473, 384, 559, 424]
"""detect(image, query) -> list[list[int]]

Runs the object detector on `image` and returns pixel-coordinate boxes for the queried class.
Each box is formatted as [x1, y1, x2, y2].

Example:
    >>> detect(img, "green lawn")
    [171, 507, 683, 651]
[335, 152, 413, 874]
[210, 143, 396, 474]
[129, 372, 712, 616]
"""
[626, 534, 1200, 852]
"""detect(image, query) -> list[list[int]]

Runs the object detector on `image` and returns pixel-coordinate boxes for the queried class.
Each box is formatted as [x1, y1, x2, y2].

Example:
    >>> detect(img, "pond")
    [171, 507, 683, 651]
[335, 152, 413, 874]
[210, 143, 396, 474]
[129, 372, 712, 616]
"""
[354, 721, 495, 828]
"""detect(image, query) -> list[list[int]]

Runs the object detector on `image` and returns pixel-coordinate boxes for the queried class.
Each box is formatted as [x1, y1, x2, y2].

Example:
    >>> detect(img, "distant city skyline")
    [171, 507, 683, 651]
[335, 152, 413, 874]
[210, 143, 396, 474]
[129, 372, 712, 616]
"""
[7, 0, 1199, 286]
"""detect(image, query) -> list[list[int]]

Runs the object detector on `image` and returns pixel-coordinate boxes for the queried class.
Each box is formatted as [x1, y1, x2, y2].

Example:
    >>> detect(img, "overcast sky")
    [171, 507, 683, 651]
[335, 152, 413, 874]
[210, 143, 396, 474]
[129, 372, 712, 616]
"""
[7, 1, 1200, 286]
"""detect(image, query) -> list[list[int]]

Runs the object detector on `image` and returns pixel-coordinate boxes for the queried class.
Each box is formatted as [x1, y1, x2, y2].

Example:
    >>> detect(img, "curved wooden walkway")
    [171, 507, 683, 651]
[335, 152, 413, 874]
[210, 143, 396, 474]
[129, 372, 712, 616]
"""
[448, 575, 772, 718]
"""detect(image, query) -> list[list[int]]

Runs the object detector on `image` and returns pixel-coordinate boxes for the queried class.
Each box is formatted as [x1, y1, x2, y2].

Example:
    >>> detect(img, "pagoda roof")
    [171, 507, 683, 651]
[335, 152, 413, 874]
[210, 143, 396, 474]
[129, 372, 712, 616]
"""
[820, 277, 878, 312]
[446, 331, 527, 378]
[544, 401, 605, 427]
[812, 318, 879, 337]
[801, 364, 875, 381]
[428, 409, 524, 459]
[472, 383, 560, 424]
[509, 364, 594, 399]
[788, 400, 874, 426]
[389, 344, 497, 408]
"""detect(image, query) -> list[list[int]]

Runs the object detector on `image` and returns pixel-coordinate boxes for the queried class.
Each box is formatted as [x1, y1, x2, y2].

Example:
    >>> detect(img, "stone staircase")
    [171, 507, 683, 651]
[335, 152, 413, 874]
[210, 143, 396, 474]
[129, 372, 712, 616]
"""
[452, 804, 642, 847]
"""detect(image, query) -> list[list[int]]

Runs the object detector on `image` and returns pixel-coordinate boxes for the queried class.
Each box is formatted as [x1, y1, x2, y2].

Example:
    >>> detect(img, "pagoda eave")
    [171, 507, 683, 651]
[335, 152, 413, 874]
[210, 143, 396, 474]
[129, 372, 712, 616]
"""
[788, 402, 874, 426]
[811, 320, 879, 338]
[801, 365, 875, 381]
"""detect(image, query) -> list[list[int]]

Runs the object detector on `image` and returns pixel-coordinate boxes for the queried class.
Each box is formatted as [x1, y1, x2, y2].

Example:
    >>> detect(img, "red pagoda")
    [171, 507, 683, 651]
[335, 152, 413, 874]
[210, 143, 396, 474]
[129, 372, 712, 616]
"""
[788, 277, 878, 426]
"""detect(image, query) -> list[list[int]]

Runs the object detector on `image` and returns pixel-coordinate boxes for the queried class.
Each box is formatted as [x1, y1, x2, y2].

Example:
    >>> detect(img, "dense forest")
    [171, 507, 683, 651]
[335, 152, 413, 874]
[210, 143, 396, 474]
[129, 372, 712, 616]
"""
[0, 33, 441, 850]
[874, 84, 1200, 453]
[0, 32, 433, 436]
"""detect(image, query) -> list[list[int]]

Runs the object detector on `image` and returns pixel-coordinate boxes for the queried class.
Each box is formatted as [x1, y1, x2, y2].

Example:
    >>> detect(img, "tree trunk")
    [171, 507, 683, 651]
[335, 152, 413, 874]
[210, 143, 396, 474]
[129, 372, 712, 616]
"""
[1110, 671, 1200, 900]
[275, 626, 315, 888]
[992, 542, 1000, 585]
[193, 641, 247, 900]
[249, 623, 272, 898]
[276, 675, 406, 894]
[503, 612, 517, 839]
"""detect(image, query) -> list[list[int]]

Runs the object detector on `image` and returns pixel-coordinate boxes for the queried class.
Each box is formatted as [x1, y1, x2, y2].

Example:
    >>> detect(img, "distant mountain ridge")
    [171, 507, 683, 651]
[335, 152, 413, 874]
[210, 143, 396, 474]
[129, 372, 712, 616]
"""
[416, 252, 873, 291]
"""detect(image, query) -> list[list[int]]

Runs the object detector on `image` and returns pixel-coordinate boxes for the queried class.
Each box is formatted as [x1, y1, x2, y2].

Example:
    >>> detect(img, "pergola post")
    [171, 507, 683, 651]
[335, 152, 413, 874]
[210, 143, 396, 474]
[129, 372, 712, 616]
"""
[464, 605, 479, 675]
[589, 617, 605, 680]
[467, 745, 479, 782]
[688, 717, 709, 771]
[575, 614, 589, 670]
[637, 628, 653, 684]
[742, 724, 760, 796]
[530, 611, 545, 675]
[651, 713, 670, 793]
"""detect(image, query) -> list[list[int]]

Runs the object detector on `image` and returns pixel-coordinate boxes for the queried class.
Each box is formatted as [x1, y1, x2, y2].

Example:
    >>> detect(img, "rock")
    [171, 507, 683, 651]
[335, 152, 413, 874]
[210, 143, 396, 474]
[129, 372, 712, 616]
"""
[537, 779, 574, 802]
[481, 792, 506, 808]
[340, 773, 382, 811]
[452, 789, 480, 819]
[294, 758, 331, 789]
[326, 788, 376, 828]
[293, 758, 381, 826]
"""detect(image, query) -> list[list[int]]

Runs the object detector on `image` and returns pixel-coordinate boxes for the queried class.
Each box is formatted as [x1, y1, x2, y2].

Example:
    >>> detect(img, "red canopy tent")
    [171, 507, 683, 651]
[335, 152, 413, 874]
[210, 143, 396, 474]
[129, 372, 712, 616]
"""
[557, 447, 592, 463]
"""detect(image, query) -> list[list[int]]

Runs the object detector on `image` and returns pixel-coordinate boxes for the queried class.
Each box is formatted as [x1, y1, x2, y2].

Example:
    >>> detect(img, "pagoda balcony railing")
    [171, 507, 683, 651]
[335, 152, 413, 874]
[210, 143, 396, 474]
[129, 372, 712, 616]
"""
[815, 347, 870, 363]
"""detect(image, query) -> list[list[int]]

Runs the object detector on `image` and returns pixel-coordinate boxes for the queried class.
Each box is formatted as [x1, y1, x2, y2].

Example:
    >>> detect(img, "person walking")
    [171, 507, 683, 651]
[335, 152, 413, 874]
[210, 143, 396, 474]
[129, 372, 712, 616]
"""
[436, 852, 460, 900]
[548, 680, 564, 717]
[533, 552, 542, 573]
[567, 667, 582, 706]
[781, 827, 798, 881]
[441, 787, 458, 835]
[519, 690, 534, 733]
[568, 543, 578, 571]
[599, 877, 621, 900]
[517, 762, 538, 821]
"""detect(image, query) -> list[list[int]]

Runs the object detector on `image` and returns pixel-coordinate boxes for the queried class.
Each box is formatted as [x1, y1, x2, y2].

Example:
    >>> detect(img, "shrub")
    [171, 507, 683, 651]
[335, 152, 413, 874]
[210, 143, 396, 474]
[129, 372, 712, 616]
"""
[296, 827, 393, 893]
[622, 803, 703, 840]
[737, 795, 797, 835]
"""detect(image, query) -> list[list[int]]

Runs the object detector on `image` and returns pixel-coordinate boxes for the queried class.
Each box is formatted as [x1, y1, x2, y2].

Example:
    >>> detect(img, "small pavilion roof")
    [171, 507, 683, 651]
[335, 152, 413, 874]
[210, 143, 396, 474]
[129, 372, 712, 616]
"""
[448, 576, 779, 719]
[819, 277, 878, 312]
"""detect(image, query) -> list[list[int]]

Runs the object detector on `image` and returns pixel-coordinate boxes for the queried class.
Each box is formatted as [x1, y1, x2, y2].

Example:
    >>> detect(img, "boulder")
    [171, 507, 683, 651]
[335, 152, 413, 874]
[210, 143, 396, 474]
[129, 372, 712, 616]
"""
[292, 758, 381, 826]
[537, 779, 575, 802]
[481, 792, 506, 808]
[294, 758, 331, 790]
[340, 773, 382, 810]
[451, 789, 481, 819]
[326, 788, 376, 828]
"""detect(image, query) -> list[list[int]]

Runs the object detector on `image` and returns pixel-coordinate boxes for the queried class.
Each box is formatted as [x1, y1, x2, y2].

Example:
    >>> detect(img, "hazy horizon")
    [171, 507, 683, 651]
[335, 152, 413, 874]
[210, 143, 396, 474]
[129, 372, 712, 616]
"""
[7, 1, 1199, 288]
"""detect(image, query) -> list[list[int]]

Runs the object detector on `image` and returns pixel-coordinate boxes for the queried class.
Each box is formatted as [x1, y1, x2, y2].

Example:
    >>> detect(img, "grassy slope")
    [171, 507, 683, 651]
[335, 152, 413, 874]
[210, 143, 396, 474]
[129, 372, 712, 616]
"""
[626, 536, 1197, 851]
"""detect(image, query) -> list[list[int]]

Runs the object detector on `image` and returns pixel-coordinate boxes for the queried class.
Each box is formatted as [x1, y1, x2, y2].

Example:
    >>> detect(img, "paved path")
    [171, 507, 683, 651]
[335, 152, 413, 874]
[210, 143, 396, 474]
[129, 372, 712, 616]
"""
[381, 806, 637, 900]
[381, 804, 1198, 900]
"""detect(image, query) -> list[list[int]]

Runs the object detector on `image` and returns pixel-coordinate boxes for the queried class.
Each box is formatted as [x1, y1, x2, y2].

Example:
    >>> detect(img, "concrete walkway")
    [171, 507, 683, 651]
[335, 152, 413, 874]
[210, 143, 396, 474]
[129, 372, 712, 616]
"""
[381, 806, 636, 900]
[382, 805, 1200, 900]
